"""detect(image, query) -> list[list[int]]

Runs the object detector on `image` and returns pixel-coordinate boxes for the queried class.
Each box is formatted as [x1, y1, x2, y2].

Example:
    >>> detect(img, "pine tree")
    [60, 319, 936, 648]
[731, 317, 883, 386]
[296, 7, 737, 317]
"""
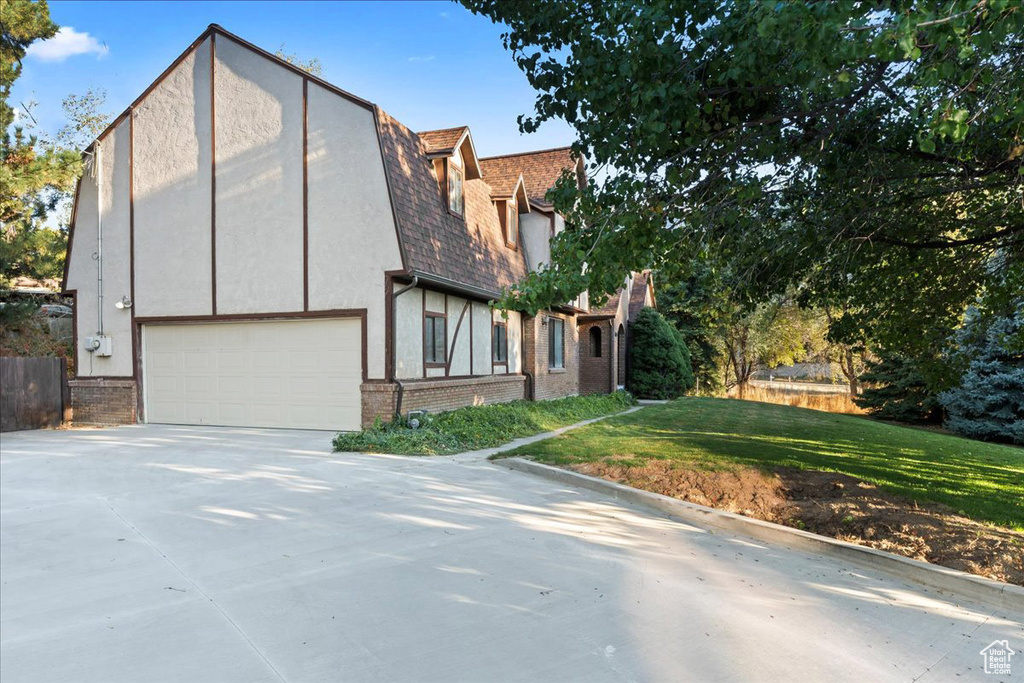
[940, 306, 1024, 444]
[854, 352, 943, 424]
[627, 308, 695, 399]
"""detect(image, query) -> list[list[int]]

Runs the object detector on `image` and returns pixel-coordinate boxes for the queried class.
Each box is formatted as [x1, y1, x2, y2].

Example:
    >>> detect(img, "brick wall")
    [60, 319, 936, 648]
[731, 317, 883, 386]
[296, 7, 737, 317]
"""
[578, 320, 613, 395]
[523, 311, 580, 401]
[69, 378, 137, 426]
[360, 375, 527, 427]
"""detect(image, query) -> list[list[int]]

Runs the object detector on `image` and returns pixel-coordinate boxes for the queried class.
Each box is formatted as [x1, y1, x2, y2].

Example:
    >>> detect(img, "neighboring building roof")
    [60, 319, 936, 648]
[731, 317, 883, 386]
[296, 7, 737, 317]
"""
[478, 147, 583, 209]
[377, 110, 529, 296]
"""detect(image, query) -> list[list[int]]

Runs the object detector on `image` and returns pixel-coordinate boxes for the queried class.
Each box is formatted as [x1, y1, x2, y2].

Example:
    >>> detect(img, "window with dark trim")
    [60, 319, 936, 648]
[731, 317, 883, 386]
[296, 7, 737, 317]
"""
[506, 198, 518, 247]
[589, 326, 602, 357]
[548, 318, 565, 369]
[492, 322, 508, 363]
[425, 313, 447, 365]
[448, 161, 464, 216]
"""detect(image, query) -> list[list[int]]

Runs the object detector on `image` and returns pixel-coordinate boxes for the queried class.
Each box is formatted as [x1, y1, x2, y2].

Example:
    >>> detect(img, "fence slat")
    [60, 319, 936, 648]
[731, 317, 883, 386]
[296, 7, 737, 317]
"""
[1, 357, 67, 432]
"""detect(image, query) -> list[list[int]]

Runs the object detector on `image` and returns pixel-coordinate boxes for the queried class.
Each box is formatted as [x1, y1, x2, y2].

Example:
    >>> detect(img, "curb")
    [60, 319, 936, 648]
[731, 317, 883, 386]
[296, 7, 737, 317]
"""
[500, 457, 1024, 613]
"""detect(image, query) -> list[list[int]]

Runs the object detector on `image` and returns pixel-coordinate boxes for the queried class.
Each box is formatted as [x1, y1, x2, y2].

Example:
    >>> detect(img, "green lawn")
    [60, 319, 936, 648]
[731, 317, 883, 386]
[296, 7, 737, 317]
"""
[508, 397, 1024, 530]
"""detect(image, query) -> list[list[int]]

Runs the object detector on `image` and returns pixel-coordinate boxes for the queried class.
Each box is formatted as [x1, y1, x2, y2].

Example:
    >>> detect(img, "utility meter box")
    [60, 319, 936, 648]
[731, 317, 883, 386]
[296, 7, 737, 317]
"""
[84, 335, 112, 357]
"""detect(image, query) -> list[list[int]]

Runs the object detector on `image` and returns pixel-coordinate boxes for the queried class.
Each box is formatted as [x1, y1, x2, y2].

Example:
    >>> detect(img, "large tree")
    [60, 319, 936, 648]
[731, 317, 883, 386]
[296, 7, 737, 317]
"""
[1, 0, 81, 285]
[465, 0, 1023, 373]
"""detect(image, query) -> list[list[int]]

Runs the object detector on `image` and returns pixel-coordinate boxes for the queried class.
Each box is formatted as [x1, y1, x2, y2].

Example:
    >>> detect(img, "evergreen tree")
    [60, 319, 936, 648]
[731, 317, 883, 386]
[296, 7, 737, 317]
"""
[854, 352, 943, 424]
[2, 1, 81, 285]
[628, 308, 695, 399]
[940, 306, 1024, 444]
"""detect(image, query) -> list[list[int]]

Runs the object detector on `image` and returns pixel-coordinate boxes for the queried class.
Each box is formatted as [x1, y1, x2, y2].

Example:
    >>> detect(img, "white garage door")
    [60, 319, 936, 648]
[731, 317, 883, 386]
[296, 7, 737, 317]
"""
[143, 318, 362, 431]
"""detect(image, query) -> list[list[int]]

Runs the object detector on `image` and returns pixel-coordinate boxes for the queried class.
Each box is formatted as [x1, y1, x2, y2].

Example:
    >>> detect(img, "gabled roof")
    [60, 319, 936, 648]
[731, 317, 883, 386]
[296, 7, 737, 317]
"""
[377, 111, 529, 296]
[418, 126, 481, 179]
[478, 147, 584, 209]
[628, 270, 654, 321]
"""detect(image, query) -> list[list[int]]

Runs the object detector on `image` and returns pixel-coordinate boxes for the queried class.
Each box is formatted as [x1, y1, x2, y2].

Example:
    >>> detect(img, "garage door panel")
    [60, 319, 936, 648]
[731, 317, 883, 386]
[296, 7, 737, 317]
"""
[144, 318, 361, 431]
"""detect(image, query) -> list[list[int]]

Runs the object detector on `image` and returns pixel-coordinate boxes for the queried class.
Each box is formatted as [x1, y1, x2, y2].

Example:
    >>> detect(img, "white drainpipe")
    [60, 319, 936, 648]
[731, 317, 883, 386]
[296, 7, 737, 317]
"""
[94, 143, 104, 336]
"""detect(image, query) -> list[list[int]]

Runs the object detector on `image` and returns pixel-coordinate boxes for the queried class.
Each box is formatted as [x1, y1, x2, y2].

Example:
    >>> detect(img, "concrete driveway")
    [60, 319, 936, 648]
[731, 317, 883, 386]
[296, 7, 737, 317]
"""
[1, 425, 1020, 682]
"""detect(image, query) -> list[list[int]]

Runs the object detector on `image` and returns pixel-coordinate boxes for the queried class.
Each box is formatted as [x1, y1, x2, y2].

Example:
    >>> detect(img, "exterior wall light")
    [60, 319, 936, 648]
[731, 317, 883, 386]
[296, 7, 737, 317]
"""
[115, 296, 133, 310]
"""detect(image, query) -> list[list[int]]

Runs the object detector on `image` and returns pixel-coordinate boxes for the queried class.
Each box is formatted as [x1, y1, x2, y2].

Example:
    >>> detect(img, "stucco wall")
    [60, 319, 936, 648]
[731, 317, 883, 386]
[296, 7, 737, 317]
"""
[520, 211, 551, 271]
[306, 82, 402, 378]
[67, 119, 133, 378]
[133, 38, 213, 318]
[395, 286, 423, 379]
[493, 309, 522, 374]
[447, 296, 471, 376]
[471, 302, 492, 374]
[69, 33, 411, 390]
[214, 37, 304, 314]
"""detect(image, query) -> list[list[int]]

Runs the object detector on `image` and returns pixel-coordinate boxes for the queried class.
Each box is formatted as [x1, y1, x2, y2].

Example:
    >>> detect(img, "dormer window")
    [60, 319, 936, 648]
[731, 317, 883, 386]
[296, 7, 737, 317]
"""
[448, 151, 465, 216]
[506, 197, 518, 248]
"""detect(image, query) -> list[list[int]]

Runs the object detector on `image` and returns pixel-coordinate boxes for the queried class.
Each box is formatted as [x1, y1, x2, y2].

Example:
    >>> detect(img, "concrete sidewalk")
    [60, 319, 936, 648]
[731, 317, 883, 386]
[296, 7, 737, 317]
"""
[2, 425, 1021, 682]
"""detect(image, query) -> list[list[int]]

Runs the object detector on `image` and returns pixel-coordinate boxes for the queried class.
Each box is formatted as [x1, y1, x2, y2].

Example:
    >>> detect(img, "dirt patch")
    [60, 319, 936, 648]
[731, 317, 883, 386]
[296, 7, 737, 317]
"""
[570, 460, 1024, 586]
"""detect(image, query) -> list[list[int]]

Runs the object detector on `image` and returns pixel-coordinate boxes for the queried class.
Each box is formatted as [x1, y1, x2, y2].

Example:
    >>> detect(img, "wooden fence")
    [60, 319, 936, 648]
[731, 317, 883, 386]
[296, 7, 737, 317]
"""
[0, 357, 70, 432]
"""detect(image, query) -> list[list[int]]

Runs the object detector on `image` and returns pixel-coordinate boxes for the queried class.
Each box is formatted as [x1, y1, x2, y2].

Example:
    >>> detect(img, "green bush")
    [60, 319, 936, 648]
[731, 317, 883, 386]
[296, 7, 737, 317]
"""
[854, 351, 943, 423]
[333, 391, 636, 455]
[627, 308, 695, 399]
[940, 305, 1024, 444]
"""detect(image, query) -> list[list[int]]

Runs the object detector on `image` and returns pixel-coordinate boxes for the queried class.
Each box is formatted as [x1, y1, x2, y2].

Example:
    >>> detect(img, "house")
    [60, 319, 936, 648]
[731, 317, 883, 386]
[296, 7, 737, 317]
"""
[62, 25, 654, 431]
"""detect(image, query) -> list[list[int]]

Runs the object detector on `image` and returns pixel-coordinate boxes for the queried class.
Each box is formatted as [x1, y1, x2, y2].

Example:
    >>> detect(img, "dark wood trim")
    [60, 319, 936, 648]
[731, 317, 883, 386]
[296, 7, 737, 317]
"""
[302, 78, 309, 312]
[468, 301, 474, 376]
[421, 288, 426, 378]
[136, 309, 370, 383]
[61, 176, 83, 293]
[445, 298, 470, 375]
[69, 375, 138, 381]
[382, 269, 409, 382]
[210, 32, 218, 316]
[130, 110, 142, 422]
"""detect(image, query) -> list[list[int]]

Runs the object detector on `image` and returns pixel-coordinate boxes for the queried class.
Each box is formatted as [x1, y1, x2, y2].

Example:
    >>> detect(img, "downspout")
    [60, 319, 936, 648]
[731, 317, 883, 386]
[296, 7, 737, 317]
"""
[391, 275, 418, 420]
[521, 314, 534, 400]
[94, 144, 104, 336]
[609, 320, 615, 393]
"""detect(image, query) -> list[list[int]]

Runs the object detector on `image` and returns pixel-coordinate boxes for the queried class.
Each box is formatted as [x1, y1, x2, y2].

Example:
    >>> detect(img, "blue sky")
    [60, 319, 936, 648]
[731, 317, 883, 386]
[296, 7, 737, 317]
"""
[13, 0, 574, 157]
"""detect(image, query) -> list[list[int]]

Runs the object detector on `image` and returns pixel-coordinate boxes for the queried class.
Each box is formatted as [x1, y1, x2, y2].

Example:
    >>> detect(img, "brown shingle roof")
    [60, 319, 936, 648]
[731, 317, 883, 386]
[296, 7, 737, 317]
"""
[418, 126, 468, 155]
[377, 110, 528, 296]
[477, 159, 523, 199]
[478, 147, 581, 207]
[628, 271, 653, 321]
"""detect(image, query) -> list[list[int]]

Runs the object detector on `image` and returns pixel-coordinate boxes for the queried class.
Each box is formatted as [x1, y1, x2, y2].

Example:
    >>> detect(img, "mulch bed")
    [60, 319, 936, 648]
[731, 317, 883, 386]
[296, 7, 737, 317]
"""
[569, 460, 1024, 586]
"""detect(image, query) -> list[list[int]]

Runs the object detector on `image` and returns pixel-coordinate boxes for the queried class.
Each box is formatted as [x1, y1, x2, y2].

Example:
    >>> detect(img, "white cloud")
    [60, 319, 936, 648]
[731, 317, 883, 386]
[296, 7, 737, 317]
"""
[408, 55, 436, 63]
[26, 27, 108, 62]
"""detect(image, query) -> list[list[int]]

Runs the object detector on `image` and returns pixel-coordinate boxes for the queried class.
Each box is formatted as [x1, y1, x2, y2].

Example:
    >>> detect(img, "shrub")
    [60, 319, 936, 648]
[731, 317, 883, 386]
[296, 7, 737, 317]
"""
[853, 351, 943, 423]
[333, 391, 636, 455]
[627, 308, 695, 399]
[940, 306, 1024, 444]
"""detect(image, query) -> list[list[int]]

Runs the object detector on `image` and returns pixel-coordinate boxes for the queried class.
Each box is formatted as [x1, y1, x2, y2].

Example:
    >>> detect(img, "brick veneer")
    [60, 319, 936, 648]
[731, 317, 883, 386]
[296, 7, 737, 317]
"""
[578, 320, 613, 395]
[69, 378, 137, 426]
[522, 311, 580, 401]
[360, 374, 527, 427]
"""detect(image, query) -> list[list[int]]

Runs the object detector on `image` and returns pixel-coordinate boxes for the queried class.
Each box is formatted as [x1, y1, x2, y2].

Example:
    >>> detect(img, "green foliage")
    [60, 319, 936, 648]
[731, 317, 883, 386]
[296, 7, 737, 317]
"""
[854, 352, 943, 424]
[2, 1, 82, 286]
[657, 263, 728, 394]
[940, 305, 1024, 443]
[332, 391, 636, 455]
[274, 46, 323, 76]
[627, 308, 694, 399]
[465, 0, 1024, 371]
[512, 397, 1024, 529]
